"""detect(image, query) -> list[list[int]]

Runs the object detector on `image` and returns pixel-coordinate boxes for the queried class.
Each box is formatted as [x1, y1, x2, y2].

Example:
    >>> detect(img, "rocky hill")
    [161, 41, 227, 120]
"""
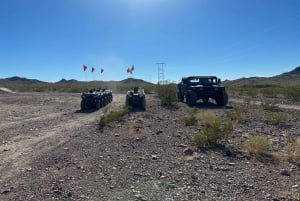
[224, 66, 300, 86]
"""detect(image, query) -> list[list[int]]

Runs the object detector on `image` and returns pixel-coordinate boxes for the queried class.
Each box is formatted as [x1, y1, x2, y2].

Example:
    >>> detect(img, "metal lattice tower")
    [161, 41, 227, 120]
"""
[156, 63, 165, 84]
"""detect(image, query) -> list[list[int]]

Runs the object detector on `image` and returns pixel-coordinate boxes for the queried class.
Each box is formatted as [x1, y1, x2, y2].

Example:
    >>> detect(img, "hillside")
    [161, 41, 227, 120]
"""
[224, 66, 300, 86]
[0, 76, 155, 93]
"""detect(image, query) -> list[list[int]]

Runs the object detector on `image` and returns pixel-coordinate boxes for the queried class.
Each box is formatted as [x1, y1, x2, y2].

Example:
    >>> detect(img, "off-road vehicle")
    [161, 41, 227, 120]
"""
[81, 88, 113, 110]
[177, 76, 228, 106]
[125, 87, 146, 110]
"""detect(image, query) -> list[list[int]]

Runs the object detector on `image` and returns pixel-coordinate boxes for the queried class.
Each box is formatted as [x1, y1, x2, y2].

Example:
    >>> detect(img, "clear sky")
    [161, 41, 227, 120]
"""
[1, 0, 299, 83]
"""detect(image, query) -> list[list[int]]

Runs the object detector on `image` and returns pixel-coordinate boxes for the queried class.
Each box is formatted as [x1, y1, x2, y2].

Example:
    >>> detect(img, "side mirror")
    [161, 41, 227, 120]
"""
[218, 78, 221, 84]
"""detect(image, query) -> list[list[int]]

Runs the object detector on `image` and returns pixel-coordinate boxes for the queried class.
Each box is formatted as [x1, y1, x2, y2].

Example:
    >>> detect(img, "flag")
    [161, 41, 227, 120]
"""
[83, 65, 88, 71]
[127, 67, 132, 74]
[100, 68, 104, 73]
[131, 65, 134, 72]
[91, 67, 95, 72]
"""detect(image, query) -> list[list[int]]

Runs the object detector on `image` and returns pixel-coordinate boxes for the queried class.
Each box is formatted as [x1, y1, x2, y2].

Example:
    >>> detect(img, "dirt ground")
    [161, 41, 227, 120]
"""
[0, 92, 299, 201]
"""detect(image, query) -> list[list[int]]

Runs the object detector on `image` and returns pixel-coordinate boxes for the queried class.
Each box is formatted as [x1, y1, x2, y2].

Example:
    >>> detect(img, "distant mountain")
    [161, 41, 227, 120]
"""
[224, 66, 300, 86]
[120, 78, 152, 85]
[56, 78, 79, 84]
[0, 76, 45, 84]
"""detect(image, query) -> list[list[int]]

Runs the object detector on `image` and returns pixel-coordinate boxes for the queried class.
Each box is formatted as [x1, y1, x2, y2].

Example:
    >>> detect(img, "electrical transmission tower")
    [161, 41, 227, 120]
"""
[156, 62, 165, 84]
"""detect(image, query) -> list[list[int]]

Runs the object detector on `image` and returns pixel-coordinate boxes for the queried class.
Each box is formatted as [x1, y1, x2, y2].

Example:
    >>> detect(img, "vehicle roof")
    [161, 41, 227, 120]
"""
[183, 76, 218, 79]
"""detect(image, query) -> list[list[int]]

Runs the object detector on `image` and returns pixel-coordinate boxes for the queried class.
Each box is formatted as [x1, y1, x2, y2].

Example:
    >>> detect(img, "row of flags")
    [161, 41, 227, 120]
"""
[83, 65, 104, 73]
[82, 65, 135, 74]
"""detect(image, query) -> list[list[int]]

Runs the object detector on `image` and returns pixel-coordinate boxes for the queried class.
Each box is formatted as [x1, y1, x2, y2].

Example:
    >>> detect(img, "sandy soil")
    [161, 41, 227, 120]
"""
[0, 92, 299, 201]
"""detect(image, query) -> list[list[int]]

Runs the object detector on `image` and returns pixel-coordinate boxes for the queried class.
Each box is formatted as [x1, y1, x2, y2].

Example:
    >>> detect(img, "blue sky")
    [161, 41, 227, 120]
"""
[0, 0, 299, 83]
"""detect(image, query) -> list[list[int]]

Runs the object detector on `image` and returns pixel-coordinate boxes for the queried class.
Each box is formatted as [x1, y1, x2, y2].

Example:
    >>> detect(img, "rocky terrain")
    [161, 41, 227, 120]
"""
[0, 92, 299, 201]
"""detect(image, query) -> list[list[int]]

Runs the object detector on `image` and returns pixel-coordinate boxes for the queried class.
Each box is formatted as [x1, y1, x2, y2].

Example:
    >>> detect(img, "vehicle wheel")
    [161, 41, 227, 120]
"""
[96, 99, 101, 109]
[177, 92, 184, 102]
[141, 98, 146, 111]
[215, 91, 228, 106]
[187, 91, 197, 106]
[81, 100, 86, 110]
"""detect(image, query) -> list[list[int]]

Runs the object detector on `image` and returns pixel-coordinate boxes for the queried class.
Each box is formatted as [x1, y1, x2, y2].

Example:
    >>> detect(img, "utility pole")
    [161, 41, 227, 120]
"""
[156, 62, 165, 85]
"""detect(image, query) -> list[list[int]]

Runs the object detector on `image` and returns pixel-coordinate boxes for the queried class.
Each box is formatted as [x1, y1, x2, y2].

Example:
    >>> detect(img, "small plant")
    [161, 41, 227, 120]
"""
[193, 133, 208, 148]
[266, 112, 287, 125]
[141, 112, 150, 119]
[197, 111, 218, 126]
[183, 109, 198, 126]
[225, 106, 244, 122]
[245, 136, 271, 155]
[287, 138, 300, 164]
[156, 83, 178, 107]
[99, 106, 129, 127]
[183, 114, 197, 126]
[193, 118, 233, 147]
[261, 101, 279, 111]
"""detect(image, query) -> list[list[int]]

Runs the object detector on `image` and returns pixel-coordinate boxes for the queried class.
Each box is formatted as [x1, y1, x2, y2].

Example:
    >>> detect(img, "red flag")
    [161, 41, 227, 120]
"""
[131, 65, 134, 72]
[83, 65, 88, 71]
[100, 68, 104, 73]
[91, 67, 95, 72]
[127, 67, 132, 74]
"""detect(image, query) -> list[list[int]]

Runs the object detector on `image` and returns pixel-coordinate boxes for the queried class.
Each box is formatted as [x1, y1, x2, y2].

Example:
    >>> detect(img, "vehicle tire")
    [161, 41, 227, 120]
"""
[81, 100, 86, 110]
[187, 91, 197, 106]
[141, 98, 146, 111]
[96, 99, 101, 109]
[215, 91, 228, 106]
[177, 92, 184, 102]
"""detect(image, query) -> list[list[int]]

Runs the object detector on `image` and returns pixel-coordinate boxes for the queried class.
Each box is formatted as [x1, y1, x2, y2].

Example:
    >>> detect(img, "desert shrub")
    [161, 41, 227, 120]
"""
[183, 112, 197, 126]
[245, 136, 271, 155]
[266, 112, 287, 125]
[156, 83, 178, 107]
[225, 106, 244, 122]
[193, 118, 233, 147]
[287, 138, 300, 164]
[193, 133, 208, 148]
[141, 112, 150, 119]
[197, 111, 218, 126]
[261, 101, 279, 111]
[243, 87, 258, 97]
[282, 87, 300, 101]
[260, 87, 277, 98]
[99, 106, 129, 127]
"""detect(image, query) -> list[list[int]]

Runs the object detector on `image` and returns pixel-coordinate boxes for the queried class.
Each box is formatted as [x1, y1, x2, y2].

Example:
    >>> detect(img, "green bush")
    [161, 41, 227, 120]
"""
[193, 118, 233, 147]
[266, 112, 287, 125]
[282, 87, 300, 101]
[193, 134, 208, 148]
[156, 83, 178, 107]
[245, 136, 271, 155]
[99, 106, 129, 127]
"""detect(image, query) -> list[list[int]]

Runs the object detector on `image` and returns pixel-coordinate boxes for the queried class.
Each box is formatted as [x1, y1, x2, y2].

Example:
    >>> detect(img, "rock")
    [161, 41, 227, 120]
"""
[1, 189, 11, 194]
[292, 184, 299, 188]
[156, 130, 163, 135]
[183, 147, 194, 155]
[280, 169, 290, 176]
[151, 155, 158, 160]
[114, 133, 119, 137]
[177, 144, 187, 148]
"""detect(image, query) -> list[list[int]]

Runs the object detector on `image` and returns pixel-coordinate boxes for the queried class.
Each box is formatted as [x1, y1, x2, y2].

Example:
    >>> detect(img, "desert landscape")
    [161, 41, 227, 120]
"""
[0, 74, 299, 201]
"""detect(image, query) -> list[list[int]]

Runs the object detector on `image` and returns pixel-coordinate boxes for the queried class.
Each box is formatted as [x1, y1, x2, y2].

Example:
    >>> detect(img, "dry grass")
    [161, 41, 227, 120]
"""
[197, 111, 218, 126]
[245, 136, 271, 155]
[286, 138, 300, 164]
